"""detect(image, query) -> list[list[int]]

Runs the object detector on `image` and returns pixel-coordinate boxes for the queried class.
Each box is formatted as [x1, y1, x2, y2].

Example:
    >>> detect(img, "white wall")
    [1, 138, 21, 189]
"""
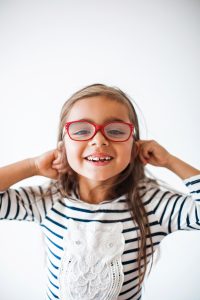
[0, 0, 200, 299]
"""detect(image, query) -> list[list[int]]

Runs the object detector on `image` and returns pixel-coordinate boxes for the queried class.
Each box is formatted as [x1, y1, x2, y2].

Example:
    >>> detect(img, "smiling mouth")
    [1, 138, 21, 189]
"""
[85, 155, 113, 162]
[84, 157, 113, 162]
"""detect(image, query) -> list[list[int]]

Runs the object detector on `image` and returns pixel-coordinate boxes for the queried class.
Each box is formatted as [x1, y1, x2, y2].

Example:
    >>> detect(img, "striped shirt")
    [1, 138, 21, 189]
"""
[0, 174, 200, 300]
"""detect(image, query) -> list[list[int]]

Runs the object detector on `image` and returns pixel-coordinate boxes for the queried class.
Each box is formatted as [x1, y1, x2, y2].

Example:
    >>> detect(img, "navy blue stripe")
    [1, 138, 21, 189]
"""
[185, 179, 200, 186]
[48, 267, 58, 280]
[47, 246, 61, 260]
[38, 186, 47, 216]
[159, 195, 175, 225]
[123, 241, 160, 255]
[47, 286, 59, 299]
[123, 221, 159, 234]
[4, 191, 11, 219]
[9, 191, 28, 221]
[13, 198, 20, 220]
[46, 293, 53, 300]
[52, 207, 133, 223]
[125, 287, 141, 300]
[45, 216, 67, 229]
[125, 231, 166, 245]
[177, 198, 186, 229]
[59, 200, 129, 213]
[23, 211, 28, 220]
[124, 263, 145, 276]
[20, 187, 34, 221]
[187, 224, 200, 230]
[49, 190, 55, 206]
[0, 195, 2, 211]
[123, 226, 139, 233]
[153, 191, 171, 215]
[48, 257, 59, 270]
[122, 252, 152, 266]
[186, 214, 190, 226]
[168, 196, 181, 233]
[120, 284, 141, 297]
[143, 189, 161, 206]
[46, 236, 64, 251]
[123, 274, 139, 285]
[146, 232, 167, 238]
[48, 276, 59, 289]
[191, 190, 200, 194]
[41, 224, 63, 239]
[195, 206, 199, 223]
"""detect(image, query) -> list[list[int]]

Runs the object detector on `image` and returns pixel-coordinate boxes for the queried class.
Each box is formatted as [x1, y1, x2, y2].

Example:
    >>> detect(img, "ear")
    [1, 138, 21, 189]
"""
[134, 142, 140, 156]
[130, 142, 139, 163]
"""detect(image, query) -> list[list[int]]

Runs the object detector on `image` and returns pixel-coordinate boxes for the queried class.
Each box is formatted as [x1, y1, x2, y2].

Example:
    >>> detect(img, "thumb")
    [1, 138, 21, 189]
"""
[52, 141, 64, 163]
[57, 141, 64, 150]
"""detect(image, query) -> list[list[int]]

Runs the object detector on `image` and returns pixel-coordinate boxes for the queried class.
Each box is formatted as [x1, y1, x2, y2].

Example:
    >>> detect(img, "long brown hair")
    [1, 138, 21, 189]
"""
[53, 83, 159, 290]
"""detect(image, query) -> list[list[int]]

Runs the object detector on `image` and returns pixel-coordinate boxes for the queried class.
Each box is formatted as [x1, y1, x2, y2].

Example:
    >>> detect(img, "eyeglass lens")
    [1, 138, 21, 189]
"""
[68, 121, 131, 141]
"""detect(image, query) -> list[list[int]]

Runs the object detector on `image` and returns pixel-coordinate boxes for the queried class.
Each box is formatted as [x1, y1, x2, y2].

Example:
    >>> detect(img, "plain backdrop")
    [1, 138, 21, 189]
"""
[0, 0, 200, 299]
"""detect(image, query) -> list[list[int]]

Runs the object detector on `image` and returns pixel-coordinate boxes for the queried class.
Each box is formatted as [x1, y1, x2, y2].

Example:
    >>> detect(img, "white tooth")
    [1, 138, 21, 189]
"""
[86, 156, 112, 161]
[93, 157, 100, 161]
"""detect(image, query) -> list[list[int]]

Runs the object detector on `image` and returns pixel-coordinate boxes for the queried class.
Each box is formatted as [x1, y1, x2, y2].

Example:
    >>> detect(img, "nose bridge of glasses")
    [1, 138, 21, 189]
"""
[92, 123, 107, 140]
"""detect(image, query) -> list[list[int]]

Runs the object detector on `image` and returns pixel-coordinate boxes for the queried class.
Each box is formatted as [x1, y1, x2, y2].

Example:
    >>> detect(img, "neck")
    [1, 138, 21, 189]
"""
[77, 177, 113, 204]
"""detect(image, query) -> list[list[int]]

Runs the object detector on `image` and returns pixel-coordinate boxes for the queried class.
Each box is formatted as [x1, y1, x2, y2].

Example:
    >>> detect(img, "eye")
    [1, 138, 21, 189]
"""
[73, 130, 91, 136]
[107, 130, 125, 135]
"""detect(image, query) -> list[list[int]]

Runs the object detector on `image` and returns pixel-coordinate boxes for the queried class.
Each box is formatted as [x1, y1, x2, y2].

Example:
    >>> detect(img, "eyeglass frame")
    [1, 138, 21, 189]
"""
[63, 120, 135, 142]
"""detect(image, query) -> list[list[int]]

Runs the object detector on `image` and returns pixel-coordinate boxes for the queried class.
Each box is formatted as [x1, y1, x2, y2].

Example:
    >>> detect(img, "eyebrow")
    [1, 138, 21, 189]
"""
[78, 117, 126, 123]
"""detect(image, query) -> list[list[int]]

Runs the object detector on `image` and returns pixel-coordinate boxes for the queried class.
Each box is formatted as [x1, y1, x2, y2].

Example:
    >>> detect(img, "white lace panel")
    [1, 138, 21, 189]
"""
[59, 219, 125, 300]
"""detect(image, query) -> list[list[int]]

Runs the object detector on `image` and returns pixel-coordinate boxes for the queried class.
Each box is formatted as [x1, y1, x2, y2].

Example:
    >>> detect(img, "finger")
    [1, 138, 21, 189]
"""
[136, 140, 148, 145]
[52, 161, 63, 168]
[52, 164, 68, 174]
[52, 161, 68, 170]
[57, 141, 64, 150]
[58, 168, 68, 174]
[137, 150, 147, 164]
[53, 149, 63, 163]
[52, 164, 62, 171]
[52, 158, 60, 164]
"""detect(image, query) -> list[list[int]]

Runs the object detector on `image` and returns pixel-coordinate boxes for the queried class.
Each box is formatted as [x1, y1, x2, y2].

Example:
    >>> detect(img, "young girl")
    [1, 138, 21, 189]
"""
[0, 83, 200, 300]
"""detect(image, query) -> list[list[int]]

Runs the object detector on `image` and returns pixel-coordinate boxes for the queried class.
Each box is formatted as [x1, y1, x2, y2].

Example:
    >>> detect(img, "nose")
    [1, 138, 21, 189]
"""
[88, 130, 109, 146]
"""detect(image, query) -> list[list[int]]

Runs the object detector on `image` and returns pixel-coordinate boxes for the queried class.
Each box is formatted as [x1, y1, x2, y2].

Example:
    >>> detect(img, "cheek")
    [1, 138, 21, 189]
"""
[119, 143, 133, 161]
[119, 150, 132, 166]
[64, 139, 84, 163]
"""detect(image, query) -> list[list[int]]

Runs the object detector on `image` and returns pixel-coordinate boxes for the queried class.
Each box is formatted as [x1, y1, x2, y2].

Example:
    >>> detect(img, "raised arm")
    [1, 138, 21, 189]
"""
[0, 146, 64, 191]
[136, 139, 200, 233]
[136, 139, 200, 179]
[164, 154, 200, 179]
[0, 148, 64, 223]
[0, 158, 36, 191]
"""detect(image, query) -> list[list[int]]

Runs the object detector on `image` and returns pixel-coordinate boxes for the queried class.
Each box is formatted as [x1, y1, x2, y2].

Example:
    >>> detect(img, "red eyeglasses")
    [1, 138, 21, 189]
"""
[63, 120, 135, 142]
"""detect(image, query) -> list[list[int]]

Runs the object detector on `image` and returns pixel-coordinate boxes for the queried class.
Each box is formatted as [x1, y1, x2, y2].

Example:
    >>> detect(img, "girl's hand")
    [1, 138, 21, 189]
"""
[52, 141, 68, 175]
[135, 140, 172, 167]
[33, 141, 68, 180]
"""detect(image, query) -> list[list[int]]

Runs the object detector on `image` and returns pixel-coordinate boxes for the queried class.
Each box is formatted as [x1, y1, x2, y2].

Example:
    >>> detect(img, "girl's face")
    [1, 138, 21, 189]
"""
[63, 96, 134, 188]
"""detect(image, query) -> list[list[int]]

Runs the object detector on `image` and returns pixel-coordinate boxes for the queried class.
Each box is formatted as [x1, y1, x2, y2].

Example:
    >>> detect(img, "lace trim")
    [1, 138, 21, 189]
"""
[59, 219, 125, 299]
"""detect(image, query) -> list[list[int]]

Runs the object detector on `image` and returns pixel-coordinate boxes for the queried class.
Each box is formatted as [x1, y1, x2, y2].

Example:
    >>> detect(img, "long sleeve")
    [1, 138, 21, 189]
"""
[141, 174, 200, 234]
[0, 180, 62, 224]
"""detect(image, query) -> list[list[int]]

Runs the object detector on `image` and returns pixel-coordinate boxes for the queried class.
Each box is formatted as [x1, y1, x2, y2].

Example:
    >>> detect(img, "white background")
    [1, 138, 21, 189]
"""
[0, 0, 200, 299]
